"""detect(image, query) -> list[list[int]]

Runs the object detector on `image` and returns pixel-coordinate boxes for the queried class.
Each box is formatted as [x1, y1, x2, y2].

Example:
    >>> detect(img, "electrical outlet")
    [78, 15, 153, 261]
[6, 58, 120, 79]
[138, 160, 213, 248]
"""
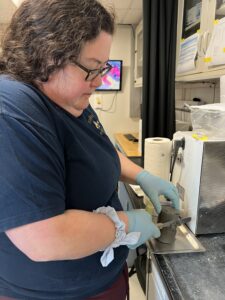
[93, 95, 102, 109]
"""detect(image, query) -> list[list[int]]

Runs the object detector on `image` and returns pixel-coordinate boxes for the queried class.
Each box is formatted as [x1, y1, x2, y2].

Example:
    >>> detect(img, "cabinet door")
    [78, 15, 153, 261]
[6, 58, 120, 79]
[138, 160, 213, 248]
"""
[146, 251, 171, 300]
[176, 0, 209, 77]
[134, 20, 143, 87]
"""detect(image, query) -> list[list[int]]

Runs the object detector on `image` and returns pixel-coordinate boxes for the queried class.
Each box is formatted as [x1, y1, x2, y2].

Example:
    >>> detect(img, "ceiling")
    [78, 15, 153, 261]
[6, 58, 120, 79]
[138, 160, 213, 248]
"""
[101, 0, 143, 25]
[0, 0, 143, 25]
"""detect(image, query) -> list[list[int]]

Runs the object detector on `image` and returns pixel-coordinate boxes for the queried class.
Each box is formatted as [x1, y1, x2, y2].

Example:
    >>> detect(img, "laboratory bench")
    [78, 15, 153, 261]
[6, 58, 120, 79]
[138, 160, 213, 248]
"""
[114, 133, 225, 299]
[123, 183, 225, 300]
[148, 234, 225, 300]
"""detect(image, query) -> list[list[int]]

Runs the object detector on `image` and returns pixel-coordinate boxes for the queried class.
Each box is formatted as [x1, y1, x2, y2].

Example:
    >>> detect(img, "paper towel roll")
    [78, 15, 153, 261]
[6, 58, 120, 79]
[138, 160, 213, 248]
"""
[144, 137, 172, 180]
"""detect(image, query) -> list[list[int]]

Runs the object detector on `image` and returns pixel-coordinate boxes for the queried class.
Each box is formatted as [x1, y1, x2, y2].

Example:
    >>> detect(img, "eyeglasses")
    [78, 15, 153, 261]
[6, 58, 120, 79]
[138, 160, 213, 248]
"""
[74, 61, 112, 81]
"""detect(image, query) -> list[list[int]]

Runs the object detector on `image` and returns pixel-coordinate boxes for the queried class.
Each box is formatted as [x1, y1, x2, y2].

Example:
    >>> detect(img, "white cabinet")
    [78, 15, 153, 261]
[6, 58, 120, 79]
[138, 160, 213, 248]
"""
[146, 251, 170, 300]
[176, 0, 225, 81]
[134, 20, 143, 87]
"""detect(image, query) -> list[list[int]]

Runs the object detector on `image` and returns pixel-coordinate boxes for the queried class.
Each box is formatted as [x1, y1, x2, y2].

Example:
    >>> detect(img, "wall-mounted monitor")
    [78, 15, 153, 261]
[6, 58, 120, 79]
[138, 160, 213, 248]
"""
[96, 60, 123, 92]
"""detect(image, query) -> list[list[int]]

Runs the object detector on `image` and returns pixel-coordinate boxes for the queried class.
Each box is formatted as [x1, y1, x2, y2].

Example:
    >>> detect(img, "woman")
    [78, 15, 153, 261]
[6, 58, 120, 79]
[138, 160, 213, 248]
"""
[0, 0, 179, 299]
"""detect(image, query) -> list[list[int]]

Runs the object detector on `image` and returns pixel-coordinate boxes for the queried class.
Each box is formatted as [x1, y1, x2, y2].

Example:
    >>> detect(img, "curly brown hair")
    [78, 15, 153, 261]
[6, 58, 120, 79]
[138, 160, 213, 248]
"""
[0, 0, 115, 84]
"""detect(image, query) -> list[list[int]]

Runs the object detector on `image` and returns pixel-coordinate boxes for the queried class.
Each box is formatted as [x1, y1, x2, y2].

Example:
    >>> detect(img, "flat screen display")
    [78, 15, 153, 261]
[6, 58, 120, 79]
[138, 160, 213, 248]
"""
[96, 60, 123, 91]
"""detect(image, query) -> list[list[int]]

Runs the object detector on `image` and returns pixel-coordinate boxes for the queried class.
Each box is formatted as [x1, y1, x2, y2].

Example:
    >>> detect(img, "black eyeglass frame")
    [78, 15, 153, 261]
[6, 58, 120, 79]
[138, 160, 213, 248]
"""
[74, 61, 112, 81]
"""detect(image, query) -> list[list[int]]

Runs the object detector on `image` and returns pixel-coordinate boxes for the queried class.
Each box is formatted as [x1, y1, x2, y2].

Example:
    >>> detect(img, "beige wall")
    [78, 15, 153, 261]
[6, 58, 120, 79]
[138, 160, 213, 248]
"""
[0, 24, 8, 48]
[90, 25, 140, 143]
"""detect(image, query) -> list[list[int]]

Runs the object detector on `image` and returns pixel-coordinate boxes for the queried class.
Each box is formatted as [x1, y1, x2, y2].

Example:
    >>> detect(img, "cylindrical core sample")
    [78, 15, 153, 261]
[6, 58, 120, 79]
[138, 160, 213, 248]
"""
[157, 206, 180, 244]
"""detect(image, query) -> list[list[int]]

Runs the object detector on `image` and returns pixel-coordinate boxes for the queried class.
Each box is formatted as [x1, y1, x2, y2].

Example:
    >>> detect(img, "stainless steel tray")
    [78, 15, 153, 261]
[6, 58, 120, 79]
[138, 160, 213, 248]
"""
[148, 224, 205, 254]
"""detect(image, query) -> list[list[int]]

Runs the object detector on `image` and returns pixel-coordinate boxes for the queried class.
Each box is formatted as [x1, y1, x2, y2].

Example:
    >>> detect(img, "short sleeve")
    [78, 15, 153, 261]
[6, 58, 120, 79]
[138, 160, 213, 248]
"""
[0, 114, 65, 232]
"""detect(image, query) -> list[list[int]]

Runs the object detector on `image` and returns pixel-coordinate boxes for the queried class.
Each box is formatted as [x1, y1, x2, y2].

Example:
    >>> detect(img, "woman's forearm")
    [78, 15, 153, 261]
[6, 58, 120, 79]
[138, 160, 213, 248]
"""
[5, 151, 144, 263]
[6, 209, 129, 262]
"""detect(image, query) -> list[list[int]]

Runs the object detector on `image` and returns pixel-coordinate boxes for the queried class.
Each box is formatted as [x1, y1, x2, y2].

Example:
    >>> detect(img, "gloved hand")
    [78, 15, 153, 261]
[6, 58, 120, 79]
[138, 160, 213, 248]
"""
[124, 209, 160, 249]
[136, 170, 179, 214]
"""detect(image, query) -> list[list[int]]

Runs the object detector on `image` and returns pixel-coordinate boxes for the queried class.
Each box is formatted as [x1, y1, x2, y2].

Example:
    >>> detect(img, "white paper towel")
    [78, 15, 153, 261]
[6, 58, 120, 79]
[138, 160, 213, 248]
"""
[144, 137, 172, 181]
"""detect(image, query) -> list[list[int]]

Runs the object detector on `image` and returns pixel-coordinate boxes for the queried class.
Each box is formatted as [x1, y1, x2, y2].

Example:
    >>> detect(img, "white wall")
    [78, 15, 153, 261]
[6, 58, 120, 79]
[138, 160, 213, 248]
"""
[90, 25, 140, 143]
[175, 81, 220, 130]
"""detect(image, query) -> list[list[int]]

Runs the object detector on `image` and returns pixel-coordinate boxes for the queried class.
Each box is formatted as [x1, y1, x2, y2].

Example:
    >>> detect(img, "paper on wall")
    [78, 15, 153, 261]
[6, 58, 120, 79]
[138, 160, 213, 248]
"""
[205, 17, 225, 67]
[177, 33, 199, 74]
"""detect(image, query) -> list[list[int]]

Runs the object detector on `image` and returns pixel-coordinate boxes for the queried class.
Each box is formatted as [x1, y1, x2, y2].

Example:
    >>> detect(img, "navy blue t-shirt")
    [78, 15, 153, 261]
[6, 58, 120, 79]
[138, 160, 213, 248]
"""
[0, 76, 129, 299]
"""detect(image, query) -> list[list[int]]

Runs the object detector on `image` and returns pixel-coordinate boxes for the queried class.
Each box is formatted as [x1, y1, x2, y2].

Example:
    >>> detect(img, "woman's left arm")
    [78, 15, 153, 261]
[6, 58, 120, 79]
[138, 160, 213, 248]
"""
[117, 150, 143, 184]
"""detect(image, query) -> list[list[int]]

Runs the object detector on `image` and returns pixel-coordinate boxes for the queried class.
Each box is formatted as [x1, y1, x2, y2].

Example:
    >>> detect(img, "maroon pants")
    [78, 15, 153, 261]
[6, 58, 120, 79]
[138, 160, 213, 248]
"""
[87, 264, 129, 300]
[0, 265, 129, 300]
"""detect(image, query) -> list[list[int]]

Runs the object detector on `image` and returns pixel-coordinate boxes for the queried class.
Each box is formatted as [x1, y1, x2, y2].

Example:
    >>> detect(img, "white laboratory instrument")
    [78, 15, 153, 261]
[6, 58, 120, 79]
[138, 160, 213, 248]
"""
[171, 131, 225, 235]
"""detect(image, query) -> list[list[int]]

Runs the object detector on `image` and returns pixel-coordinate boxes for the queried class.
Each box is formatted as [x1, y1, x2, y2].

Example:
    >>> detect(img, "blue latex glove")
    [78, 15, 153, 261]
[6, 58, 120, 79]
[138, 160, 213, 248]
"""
[124, 209, 160, 249]
[136, 170, 179, 214]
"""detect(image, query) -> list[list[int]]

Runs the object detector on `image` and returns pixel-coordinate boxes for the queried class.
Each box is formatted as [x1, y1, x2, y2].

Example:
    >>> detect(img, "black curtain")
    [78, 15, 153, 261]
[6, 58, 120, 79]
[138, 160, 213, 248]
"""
[142, 0, 178, 155]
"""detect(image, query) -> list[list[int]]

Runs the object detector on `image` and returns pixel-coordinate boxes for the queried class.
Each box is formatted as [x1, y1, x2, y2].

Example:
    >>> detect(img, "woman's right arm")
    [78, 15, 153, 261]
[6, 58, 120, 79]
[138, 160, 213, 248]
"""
[6, 209, 129, 262]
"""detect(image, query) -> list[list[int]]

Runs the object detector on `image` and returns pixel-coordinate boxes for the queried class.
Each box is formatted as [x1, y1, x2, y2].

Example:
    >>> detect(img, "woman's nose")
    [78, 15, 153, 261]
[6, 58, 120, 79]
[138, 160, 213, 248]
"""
[91, 74, 102, 88]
